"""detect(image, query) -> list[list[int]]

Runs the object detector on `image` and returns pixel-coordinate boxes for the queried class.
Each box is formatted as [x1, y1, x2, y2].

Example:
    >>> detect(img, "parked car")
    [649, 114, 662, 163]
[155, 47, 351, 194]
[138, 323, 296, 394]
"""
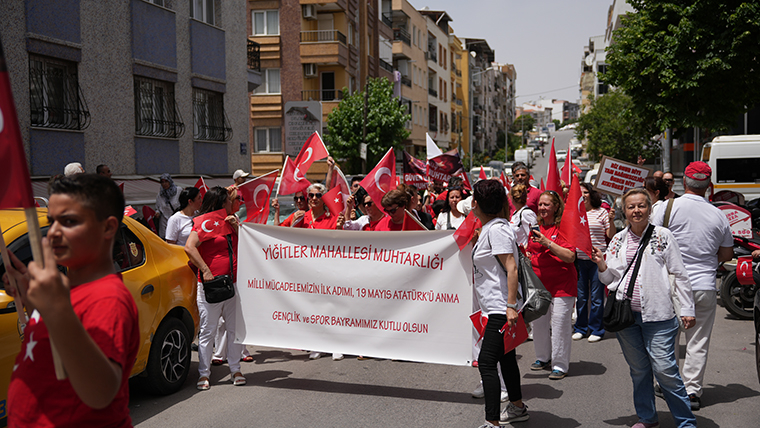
[0, 208, 200, 422]
[557, 149, 568, 162]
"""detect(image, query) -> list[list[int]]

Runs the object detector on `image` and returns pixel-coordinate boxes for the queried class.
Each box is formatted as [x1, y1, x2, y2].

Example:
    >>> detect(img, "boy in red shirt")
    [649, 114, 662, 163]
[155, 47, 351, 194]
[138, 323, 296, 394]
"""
[3, 174, 139, 428]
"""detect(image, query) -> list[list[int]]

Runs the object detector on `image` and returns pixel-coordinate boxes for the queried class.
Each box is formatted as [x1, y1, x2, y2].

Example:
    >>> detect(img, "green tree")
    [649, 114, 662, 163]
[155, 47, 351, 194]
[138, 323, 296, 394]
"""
[552, 119, 561, 130]
[510, 114, 535, 135]
[604, 1, 760, 133]
[325, 77, 410, 173]
[575, 90, 660, 162]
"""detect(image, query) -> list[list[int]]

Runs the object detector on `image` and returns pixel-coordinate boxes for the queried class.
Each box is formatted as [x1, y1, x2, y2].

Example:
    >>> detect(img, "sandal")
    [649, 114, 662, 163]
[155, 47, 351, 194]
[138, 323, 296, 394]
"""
[211, 358, 225, 366]
[196, 377, 210, 391]
[232, 372, 246, 386]
[240, 355, 254, 363]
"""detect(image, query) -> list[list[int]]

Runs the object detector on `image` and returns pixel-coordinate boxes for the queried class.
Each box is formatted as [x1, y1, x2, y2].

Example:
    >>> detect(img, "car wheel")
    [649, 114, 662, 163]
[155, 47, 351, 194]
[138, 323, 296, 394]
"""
[141, 317, 191, 395]
[720, 271, 755, 320]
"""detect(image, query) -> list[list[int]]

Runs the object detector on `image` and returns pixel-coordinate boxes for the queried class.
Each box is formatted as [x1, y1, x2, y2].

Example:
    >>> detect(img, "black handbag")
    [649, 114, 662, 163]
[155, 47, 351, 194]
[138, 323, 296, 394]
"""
[603, 224, 654, 332]
[203, 235, 236, 304]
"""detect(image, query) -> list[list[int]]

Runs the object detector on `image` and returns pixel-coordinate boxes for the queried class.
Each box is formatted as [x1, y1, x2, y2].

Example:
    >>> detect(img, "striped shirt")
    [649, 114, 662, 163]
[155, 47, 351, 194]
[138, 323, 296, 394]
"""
[577, 207, 610, 260]
[622, 230, 643, 312]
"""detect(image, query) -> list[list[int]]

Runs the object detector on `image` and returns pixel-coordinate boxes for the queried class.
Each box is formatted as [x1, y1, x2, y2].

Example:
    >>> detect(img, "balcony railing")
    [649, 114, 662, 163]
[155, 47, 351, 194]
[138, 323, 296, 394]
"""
[247, 39, 261, 71]
[302, 89, 344, 102]
[381, 12, 393, 28]
[428, 87, 437, 97]
[379, 58, 393, 73]
[400, 75, 411, 87]
[392, 27, 410, 45]
[300, 30, 347, 45]
[428, 123, 438, 132]
[425, 50, 437, 62]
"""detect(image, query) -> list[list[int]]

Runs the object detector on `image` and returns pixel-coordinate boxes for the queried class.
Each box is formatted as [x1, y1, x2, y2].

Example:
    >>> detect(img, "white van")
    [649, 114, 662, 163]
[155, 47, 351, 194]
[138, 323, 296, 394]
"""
[700, 135, 760, 201]
[514, 149, 533, 168]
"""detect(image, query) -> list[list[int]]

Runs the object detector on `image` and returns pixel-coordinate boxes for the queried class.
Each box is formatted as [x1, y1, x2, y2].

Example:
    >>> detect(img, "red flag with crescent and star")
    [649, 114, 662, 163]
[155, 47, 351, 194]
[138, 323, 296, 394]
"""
[736, 256, 755, 286]
[278, 156, 311, 195]
[194, 177, 209, 198]
[294, 132, 329, 174]
[558, 174, 593, 258]
[237, 170, 279, 223]
[358, 148, 396, 210]
[500, 313, 529, 354]
[192, 209, 233, 242]
[470, 310, 488, 342]
[0, 38, 35, 210]
[324, 165, 350, 215]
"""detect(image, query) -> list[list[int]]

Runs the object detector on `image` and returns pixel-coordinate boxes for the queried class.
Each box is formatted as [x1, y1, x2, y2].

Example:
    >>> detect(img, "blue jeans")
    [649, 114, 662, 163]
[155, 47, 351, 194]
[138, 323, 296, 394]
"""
[574, 259, 605, 336]
[616, 313, 696, 428]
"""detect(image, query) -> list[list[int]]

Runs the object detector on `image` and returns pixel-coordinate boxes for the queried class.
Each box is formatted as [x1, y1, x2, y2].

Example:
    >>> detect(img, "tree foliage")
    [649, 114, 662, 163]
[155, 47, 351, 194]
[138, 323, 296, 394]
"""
[325, 77, 410, 173]
[604, 1, 760, 133]
[575, 90, 660, 163]
[510, 114, 535, 134]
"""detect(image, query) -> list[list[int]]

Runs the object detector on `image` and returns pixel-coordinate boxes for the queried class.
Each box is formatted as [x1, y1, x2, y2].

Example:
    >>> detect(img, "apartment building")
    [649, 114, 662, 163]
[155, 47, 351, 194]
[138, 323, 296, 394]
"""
[465, 38, 496, 155]
[449, 32, 465, 152]
[1, 0, 254, 178]
[248, 0, 392, 177]
[419, 9, 452, 150]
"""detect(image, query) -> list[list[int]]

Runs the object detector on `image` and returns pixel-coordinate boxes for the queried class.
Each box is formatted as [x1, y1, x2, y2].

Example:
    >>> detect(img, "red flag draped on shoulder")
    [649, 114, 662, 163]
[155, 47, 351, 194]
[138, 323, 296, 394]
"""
[237, 170, 279, 223]
[453, 211, 482, 250]
[194, 177, 209, 198]
[479, 166, 487, 181]
[278, 156, 311, 195]
[192, 209, 233, 242]
[558, 174, 593, 257]
[0, 40, 35, 209]
[358, 148, 396, 209]
[545, 138, 562, 194]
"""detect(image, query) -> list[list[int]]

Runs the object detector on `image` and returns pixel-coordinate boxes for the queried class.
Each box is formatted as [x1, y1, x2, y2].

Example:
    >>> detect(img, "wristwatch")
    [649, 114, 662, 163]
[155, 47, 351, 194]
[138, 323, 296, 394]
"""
[506, 303, 519, 310]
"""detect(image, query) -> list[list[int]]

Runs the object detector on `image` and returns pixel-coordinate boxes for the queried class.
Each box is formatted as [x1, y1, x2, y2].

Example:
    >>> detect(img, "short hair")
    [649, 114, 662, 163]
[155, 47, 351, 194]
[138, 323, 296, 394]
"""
[50, 174, 124, 224]
[351, 176, 364, 184]
[381, 189, 409, 208]
[512, 161, 529, 174]
[684, 176, 709, 190]
[510, 183, 528, 205]
[580, 182, 603, 208]
[473, 179, 507, 215]
[621, 188, 652, 219]
[96, 164, 108, 175]
[431, 200, 447, 217]
[643, 177, 668, 202]
[538, 190, 564, 226]
[308, 183, 326, 194]
[199, 186, 228, 215]
[448, 176, 463, 189]
[178, 187, 200, 210]
[64, 162, 84, 177]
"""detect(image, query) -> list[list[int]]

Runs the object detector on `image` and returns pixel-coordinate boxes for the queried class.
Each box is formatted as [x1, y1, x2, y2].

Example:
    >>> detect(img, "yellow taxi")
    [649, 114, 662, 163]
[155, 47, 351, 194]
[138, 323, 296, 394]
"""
[0, 208, 199, 421]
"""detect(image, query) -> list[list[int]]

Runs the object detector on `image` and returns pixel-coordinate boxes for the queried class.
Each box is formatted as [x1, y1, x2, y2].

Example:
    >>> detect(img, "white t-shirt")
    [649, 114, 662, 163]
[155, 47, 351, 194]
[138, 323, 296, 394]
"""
[343, 215, 370, 230]
[651, 193, 733, 291]
[509, 206, 537, 247]
[472, 218, 521, 315]
[165, 211, 194, 246]
[435, 211, 465, 230]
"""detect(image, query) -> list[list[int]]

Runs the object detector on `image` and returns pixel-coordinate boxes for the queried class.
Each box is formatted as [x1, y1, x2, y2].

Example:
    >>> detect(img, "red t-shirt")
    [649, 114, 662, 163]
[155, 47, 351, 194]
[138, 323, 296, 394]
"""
[8, 273, 139, 428]
[373, 216, 404, 231]
[526, 223, 578, 297]
[365, 217, 385, 231]
[303, 210, 338, 230]
[279, 211, 307, 228]
[194, 231, 238, 281]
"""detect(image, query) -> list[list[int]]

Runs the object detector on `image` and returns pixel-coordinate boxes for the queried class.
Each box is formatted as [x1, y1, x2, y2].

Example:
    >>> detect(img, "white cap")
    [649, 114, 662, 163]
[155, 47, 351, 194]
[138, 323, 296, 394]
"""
[233, 169, 250, 180]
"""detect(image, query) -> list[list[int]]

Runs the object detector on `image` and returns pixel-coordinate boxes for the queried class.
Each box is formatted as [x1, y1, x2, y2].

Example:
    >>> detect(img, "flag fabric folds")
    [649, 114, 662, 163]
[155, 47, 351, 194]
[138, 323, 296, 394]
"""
[479, 166, 487, 181]
[278, 156, 311, 195]
[545, 138, 562, 194]
[558, 174, 593, 258]
[500, 313, 529, 354]
[427, 150, 464, 183]
[324, 165, 350, 215]
[294, 131, 329, 173]
[426, 133, 443, 160]
[193, 209, 233, 242]
[358, 148, 396, 210]
[453, 211, 482, 250]
[402, 210, 427, 231]
[470, 310, 488, 342]
[194, 177, 209, 198]
[237, 170, 279, 223]
[403, 151, 427, 190]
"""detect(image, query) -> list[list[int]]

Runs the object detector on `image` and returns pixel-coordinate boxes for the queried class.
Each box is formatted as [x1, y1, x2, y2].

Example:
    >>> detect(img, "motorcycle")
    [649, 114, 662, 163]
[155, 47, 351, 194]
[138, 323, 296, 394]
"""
[719, 235, 760, 320]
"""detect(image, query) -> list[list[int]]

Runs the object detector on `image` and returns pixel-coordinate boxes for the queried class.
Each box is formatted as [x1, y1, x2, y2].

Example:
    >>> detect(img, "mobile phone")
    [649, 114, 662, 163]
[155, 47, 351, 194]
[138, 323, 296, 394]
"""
[530, 225, 540, 236]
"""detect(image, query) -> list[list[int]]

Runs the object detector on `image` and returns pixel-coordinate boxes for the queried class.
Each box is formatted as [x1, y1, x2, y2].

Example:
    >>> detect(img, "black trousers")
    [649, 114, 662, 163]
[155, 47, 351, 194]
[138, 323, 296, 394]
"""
[477, 313, 523, 421]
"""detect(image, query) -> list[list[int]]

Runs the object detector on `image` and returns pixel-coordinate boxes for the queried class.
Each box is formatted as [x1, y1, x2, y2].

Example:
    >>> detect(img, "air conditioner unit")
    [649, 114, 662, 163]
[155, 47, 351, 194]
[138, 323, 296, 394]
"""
[303, 63, 317, 78]
[303, 5, 317, 20]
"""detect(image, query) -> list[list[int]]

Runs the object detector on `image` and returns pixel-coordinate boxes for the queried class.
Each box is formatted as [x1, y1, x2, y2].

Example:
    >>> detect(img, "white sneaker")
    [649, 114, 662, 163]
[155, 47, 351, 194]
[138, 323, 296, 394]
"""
[332, 353, 344, 361]
[501, 390, 509, 402]
[500, 402, 529, 424]
[472, 383, 485, 398]
[572, 332, 584, 340]
[309, 352, 322, 360]
[588, 334, 603, 343]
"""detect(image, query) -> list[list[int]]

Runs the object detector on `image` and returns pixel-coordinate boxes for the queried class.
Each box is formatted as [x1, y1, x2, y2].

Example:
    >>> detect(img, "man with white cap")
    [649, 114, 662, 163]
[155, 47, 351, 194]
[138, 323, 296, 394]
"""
[651, 161, 733, 410]
[233, 169, 250, 186]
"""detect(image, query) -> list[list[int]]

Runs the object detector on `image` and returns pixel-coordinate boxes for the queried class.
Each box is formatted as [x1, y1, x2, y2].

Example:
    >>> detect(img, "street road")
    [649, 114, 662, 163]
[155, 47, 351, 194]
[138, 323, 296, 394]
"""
[129, 302, 758, 427]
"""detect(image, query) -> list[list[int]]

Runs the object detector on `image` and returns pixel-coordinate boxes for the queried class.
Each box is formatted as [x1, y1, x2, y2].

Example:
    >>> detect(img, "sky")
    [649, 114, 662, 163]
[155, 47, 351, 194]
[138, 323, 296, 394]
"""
[419, 0, 614, 105]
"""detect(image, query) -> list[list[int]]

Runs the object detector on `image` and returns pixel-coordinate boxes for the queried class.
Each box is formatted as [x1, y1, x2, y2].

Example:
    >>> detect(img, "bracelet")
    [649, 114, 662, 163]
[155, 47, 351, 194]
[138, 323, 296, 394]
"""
[506, 303, 519, 310]
[544, 240, 552, 248]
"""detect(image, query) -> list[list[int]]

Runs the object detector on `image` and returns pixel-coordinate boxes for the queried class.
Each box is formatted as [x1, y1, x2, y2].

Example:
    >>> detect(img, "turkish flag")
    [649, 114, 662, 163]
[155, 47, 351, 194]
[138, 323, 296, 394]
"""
[560, 144, 581, 183]
[124, 205, 137, 217]
[238, 170, 279, 223]
[453, 211, 482, 250]
[479, 166, 487, 181]
[359, 148, 396, 209]
[470, 310, 488, 342]
[545, 138, 562, 194]
[457, 170, 472, 192]
[192, 209, 233, 242]
[540, 178, 545, 191]
[0, 39, 35, 210]
[324, 165, 350, 215]
[402, 209, 427, 231]
[736, 256, 755, 286]
[403, 151, 427, 190]
[194, 177, 209, 198]
[278, 156, 311, 195]
[294, 131, 329, 174]
[558, 174, 593, 257]
[500, 313, 529, 354]
[502, 171, 511, 191]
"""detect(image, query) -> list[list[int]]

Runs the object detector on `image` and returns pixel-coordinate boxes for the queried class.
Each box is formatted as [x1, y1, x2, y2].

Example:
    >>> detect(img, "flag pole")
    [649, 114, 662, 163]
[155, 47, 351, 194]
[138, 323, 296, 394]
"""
[275, 156, 288, 199]
[24, 207, 66, 380]
[0, 223, 28, 330]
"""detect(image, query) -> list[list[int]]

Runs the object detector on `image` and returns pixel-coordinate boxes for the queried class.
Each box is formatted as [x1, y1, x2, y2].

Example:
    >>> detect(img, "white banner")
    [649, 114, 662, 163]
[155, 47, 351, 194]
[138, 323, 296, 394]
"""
[235, 224, 474, 366]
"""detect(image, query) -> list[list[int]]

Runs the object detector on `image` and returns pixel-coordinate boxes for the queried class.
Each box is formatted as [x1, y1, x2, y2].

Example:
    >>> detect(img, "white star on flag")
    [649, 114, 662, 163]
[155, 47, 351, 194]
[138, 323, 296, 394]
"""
[24, 332, 37, 362]
[213, 221, 220, 226]
[579, 217, 587, 226]
[30, 310, 40, 323]
[334, 197, 340, 203]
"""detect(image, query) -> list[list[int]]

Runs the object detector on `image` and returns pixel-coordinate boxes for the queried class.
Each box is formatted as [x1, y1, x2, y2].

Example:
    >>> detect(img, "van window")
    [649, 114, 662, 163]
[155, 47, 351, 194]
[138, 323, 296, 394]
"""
[701, 144, 711, 162]
[716, 158, 760, 183]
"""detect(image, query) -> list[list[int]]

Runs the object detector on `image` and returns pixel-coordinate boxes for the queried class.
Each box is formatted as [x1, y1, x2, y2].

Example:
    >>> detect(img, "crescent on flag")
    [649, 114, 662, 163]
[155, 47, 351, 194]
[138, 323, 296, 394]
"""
[740, 261, 750, 276]
[201, 219, 214, 233]
[375, 167, 391, 192]
[299, 147, 313, 167]
[0, 106, 4, 132]
[252, 184, 269, 209]
[577, 194, 587, 225]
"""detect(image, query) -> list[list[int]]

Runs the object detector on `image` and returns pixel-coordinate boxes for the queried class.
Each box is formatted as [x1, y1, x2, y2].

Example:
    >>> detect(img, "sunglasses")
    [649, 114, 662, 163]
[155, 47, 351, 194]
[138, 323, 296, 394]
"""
[663, 178, 674, 183]
[362, 200, 374, 207]
[384, 206, 400, 215]
[308, 193, 323, 199]
[294, 196, 306, 202]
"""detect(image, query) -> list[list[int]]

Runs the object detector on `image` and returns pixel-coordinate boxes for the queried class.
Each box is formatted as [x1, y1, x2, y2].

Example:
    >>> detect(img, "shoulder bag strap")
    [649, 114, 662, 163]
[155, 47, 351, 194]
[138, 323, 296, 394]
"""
[622, 224, 655, 298]
[663, 198, 675, 228]
[226, 234, 234, 276]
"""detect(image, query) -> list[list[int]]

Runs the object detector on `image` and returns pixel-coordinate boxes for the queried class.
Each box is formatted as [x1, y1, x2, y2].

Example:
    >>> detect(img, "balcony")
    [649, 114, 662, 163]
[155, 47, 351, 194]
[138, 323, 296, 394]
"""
[302, 89, 344, 102]
[301, 30, 347, 45]
[400, 75, 411, 87]
[428, 87, 438, 97]
[381, 12, 392, 28]
[379, 58, 393, 73]
[300, 30, 349, 66]
[425, 50, 437, 62]
[247, 40, 261, 71]
[428, 123, 438, 132]
[393, 27, 410, 46]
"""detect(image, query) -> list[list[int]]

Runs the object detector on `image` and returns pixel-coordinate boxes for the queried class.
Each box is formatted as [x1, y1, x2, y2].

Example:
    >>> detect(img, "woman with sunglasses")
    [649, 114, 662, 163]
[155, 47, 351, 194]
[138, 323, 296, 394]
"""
[435, 186, 465, 230]
[375, 189, 409, 231]
[272, 190, 309, 228]
[526, 190, 577, 380]
[303, 183, 338, 230]
[340, 187, 387, 231]
[184, 186, 246, 390]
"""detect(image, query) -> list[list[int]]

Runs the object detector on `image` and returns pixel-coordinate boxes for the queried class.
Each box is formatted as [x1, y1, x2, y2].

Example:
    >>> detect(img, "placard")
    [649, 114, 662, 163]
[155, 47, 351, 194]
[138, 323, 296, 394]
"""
[593, 156, 652, 196]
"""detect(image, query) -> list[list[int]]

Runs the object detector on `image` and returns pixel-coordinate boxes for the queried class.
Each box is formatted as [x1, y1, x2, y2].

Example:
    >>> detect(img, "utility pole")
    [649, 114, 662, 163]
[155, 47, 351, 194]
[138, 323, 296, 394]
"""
[362, 86, 368, 174]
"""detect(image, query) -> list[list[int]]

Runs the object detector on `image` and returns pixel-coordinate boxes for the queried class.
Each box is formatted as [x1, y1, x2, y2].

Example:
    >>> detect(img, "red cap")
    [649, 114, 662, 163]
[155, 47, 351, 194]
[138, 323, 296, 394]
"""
[684, 162, 711, 181]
